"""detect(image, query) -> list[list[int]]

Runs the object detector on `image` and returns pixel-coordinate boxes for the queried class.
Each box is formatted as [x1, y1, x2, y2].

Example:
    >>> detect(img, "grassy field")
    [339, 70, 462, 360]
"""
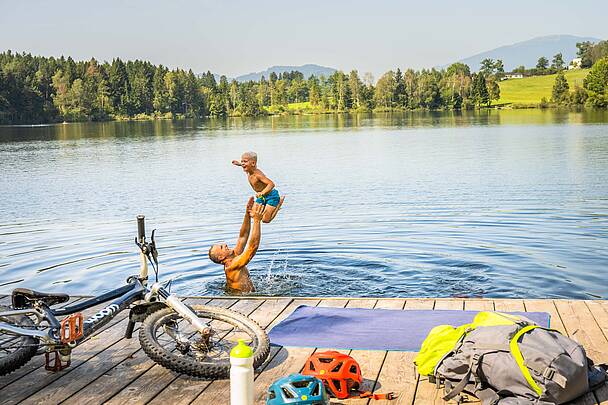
[495, 69, 589, 106]
[278, 70, 590, 111]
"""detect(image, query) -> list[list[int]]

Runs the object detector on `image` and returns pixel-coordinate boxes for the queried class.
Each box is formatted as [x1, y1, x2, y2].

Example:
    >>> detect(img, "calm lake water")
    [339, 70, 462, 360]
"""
[1, 110, 607, 299]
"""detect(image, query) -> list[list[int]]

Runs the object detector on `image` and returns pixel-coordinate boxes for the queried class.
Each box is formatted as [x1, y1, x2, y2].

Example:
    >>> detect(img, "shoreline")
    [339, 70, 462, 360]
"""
[1, 105, 601, 126]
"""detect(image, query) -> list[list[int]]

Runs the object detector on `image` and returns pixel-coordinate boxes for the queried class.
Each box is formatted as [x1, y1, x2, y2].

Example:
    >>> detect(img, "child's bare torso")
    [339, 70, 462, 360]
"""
[247, 169, 270, 193]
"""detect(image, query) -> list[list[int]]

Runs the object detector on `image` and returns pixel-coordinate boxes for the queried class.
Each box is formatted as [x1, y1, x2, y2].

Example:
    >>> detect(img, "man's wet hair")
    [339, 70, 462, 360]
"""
[208, 245, 222, 264]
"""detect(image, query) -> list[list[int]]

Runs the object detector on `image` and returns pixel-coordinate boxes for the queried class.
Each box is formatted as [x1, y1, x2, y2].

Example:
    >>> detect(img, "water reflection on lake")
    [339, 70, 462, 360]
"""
[1, 110, 607, 299]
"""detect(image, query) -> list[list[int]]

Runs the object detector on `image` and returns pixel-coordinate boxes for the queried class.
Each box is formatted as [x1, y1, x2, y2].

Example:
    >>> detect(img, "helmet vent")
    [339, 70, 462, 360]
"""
[332, 379, 344, 392]
[292, 380, 309, 389]
[268, 390, 276, 400]
[281, 387, 295, 399]
[312, 381, 321, 396]
[309, 361, 316, 370]
[319, 357, 332, 363]
[350, 365, 358, 374]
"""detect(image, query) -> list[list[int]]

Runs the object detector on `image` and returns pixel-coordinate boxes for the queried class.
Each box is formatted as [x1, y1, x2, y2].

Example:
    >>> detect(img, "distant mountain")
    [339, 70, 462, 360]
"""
[441, 35, 602, 72]
[235, 64, 336, 82]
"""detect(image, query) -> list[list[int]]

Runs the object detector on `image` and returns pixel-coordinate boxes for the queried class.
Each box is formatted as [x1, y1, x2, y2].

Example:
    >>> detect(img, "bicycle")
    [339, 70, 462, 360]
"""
[0, 215, 269, 378]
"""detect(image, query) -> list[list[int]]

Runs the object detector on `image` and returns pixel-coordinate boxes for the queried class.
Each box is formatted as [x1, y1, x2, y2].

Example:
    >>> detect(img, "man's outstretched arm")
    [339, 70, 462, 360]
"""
[234, 197, 254, 255]
[226, 204, 264, 271]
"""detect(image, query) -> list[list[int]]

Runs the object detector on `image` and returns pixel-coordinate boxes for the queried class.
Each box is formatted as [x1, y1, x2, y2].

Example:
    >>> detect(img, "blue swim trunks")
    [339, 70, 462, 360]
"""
[255, 189, 280, 207]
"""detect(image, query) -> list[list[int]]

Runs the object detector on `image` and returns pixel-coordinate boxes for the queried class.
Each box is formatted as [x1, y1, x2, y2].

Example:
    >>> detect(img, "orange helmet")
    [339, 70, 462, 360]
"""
[301, 351, 362, 399]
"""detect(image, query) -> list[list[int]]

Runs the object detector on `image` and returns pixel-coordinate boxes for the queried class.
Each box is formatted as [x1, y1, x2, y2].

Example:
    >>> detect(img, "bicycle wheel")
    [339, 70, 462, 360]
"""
[139, 304, 269, 379]
[0, 305, 39, 376]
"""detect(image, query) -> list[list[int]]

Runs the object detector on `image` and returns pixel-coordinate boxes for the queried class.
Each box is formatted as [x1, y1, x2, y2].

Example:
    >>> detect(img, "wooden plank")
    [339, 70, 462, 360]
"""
[62, 298, 228, 405]
[345, 298, 378, 309]
[493, 299, 525, 312]
[586, 301, 608, 344]
[373, 299, 406, 311]
[554, 300, 608, 364]
[103, 298, 247, 405]
[404, 299, 435, 310]
[434, 299, 464, 311]
[524, 299, 566, 334]
[156, 298, 294, 405]
[463, 299, 494, 312]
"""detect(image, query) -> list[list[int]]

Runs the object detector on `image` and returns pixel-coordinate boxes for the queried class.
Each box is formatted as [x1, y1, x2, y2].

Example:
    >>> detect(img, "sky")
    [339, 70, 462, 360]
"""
[1, 0, 606, 78]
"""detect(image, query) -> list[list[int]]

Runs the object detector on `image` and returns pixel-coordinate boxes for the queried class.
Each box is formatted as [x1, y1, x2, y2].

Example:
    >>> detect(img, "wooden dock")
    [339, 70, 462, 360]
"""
[1, 295, 607, 404]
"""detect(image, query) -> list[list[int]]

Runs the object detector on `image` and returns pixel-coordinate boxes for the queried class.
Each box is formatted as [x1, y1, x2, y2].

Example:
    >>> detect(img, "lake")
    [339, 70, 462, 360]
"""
[1, 110, 607, 299]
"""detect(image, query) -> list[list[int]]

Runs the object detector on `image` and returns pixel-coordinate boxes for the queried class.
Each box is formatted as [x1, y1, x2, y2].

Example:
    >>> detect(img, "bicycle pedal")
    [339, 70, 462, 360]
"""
[60, 313, 83, 344]
[45, 351, 71, 372]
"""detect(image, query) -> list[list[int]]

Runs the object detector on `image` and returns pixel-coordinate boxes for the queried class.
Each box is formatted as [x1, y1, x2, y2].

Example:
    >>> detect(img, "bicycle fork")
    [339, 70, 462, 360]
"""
[146, 283, 212, 336]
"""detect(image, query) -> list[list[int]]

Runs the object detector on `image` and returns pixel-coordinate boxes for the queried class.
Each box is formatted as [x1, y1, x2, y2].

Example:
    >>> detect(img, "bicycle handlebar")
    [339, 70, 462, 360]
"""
[137, 215, 145, 242]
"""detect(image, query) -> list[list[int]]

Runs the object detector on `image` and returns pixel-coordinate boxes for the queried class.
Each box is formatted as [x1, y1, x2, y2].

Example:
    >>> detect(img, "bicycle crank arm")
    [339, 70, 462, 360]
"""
[147, 284, 211, 335]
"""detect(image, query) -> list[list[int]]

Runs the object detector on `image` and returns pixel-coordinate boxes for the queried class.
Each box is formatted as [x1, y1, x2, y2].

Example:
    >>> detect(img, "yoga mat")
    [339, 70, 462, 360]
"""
[269, 306, 550, 351]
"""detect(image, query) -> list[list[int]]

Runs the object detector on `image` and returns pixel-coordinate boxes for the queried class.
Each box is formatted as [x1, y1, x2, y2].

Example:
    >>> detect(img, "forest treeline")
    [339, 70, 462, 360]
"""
[0, 51, 501, 124]
[1, 41, 607, 124]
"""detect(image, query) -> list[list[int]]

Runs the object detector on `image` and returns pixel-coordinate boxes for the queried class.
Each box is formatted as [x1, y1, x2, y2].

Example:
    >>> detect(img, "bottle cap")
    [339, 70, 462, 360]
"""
[230, 339, 253, 358]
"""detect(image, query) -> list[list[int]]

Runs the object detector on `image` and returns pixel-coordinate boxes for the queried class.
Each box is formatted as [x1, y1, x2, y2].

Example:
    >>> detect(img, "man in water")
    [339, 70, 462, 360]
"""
[208, 197, 263, 293]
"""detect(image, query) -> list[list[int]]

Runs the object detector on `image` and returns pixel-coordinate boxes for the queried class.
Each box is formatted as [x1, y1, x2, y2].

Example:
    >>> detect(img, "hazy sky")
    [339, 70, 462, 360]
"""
[1, 0, 606, 78]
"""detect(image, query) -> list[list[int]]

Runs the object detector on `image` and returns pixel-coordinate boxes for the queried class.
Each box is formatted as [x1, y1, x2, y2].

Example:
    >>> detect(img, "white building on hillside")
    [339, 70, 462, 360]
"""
[501, 73, 524, 80]
[569, 58, 582, 70]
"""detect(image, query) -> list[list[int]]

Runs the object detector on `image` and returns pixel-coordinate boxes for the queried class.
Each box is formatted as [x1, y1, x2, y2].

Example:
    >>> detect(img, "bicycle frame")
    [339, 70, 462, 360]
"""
[0, 215, 210, 348]
[0, 278, 145, 345]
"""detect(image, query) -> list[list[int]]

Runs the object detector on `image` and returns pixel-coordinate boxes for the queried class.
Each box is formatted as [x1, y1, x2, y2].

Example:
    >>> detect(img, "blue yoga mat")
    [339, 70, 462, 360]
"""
[269, 306, 551, 351]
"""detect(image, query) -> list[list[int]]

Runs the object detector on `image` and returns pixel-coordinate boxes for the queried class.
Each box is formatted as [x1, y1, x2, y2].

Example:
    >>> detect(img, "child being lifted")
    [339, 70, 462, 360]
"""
[232, 151, 284, 223]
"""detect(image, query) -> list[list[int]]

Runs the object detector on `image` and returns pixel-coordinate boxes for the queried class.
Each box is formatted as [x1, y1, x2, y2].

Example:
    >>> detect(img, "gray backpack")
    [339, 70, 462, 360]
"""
[433, 322, 607, 404]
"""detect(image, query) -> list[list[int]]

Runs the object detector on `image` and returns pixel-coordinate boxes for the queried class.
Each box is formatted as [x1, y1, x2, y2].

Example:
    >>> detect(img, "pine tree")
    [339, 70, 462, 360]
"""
[551, 53, 565, 71]
[152, 66, 168, 113]
[480, 59, 495, 76]
[583, 57, 608, 107]
[108, 58, 129, 114]
[394, 68, 406, 108]
[486, 76, 500, 105]
[536, 57, 549, 72]
[473, 72, 489, 107]
[551, 70, 570, 104]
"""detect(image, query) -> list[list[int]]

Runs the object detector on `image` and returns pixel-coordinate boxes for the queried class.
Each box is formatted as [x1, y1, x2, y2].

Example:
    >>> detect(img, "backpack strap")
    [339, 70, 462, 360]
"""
[509, 325, 543, 397]
[442, 353, 479, 401]
[443, 349, 507, 403]
[357, 390, 397, 400]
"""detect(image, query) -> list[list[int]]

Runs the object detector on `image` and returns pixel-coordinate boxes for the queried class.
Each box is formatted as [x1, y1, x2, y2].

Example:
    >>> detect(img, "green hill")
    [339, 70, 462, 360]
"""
[495, 69, 589, 106]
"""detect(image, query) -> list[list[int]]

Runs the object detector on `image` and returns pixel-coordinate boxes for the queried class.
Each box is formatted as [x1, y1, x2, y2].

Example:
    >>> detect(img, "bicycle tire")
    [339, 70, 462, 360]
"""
[139, 304, 269, 379]
[0, 305, 39, 376]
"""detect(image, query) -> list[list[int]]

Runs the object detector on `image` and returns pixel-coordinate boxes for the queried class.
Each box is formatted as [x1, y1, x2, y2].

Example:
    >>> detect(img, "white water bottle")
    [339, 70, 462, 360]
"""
[230, 339, 254, 405]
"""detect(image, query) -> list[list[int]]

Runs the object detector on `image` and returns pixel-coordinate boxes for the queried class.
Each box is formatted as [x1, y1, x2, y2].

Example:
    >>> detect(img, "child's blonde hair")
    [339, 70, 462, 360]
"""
[242, 151, 257, 162]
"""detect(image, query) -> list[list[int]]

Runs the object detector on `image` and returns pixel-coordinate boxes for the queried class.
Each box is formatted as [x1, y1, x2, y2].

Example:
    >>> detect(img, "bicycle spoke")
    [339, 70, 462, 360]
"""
[151, 310, 256, 365]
